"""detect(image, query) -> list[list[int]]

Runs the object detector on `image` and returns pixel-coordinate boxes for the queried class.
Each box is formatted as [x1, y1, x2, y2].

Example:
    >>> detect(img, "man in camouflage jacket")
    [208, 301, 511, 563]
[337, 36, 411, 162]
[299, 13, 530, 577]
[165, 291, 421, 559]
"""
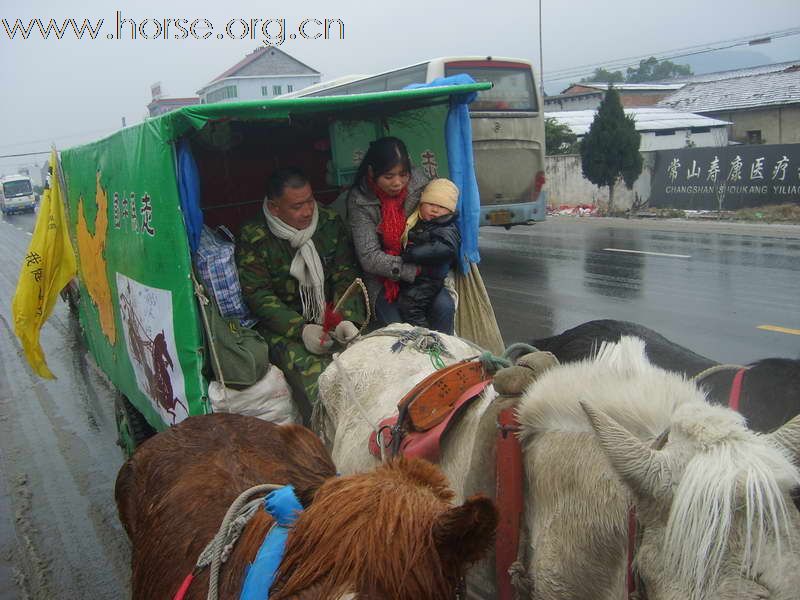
[236, 168, 365, 424]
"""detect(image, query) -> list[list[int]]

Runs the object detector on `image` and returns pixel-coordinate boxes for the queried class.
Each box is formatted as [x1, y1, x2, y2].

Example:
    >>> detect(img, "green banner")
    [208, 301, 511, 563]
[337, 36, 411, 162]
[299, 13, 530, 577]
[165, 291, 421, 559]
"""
[61, 125, 207, 431]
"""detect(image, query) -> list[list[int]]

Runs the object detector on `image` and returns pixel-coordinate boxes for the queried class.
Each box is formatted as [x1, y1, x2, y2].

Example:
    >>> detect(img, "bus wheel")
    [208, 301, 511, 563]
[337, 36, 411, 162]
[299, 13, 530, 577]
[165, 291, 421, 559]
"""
[504, 224, 512, 230]
[115, 395, 155, 458]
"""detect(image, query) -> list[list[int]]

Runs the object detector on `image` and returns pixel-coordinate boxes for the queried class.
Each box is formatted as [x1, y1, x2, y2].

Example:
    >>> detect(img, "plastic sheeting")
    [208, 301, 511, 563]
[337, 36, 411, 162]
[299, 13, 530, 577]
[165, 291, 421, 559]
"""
[176, 139, 204, 253]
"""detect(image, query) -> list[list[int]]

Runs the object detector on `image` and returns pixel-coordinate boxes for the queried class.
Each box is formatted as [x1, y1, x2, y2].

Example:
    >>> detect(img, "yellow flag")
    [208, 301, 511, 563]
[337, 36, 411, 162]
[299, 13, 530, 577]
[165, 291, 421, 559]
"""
[12, 150, 77, 378]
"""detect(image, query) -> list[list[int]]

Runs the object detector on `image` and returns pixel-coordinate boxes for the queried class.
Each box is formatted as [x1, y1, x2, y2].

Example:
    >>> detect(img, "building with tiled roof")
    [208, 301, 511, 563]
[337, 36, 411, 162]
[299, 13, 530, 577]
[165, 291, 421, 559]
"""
[197, 47, 320, 104]
[545, 83, 685, 112]
[548, 107, 730, 151]
[668, 60, 800, 84]
[147, 96, 200, 117]
[658, 63, 800, 144]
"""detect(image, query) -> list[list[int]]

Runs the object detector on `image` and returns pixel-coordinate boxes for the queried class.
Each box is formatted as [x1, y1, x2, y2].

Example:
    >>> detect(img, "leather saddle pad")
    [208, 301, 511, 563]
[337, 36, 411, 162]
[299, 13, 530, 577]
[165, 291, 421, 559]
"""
[368, 361, 492, 462]
[407, 361, 487, 431]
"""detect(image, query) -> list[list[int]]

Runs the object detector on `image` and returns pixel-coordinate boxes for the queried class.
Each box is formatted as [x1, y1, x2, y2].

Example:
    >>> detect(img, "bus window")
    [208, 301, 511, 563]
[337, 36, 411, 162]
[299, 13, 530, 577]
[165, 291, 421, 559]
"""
[346, 78, 387, 94]
[444, 64, 538, 112]
[3, 179, 33, 197]
[386, 64, 428, 90]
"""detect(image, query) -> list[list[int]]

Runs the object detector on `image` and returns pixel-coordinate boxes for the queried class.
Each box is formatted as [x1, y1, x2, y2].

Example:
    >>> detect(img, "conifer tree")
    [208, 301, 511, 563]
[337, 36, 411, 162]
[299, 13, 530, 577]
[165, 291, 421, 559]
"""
[580, 87, 643, 213]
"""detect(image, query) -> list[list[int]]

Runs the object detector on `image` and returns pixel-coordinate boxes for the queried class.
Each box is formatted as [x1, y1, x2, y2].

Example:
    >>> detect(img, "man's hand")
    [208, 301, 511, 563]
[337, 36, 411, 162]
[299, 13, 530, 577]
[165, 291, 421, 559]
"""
[331, 320, 359, 345]
[301, 324, 334, 355]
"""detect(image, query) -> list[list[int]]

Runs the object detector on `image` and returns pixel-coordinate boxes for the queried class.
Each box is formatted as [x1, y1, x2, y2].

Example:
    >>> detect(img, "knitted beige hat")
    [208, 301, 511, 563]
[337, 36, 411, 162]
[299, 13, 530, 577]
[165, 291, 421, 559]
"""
[420, 178, 459, 212]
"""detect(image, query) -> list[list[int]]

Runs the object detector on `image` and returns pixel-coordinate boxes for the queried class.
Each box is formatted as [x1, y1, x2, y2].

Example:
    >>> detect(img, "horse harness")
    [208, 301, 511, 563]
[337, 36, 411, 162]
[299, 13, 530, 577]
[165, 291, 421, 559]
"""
[625, 366, 749, 600]
[369, 360, 492, 461]
[368, 358, 524, 600]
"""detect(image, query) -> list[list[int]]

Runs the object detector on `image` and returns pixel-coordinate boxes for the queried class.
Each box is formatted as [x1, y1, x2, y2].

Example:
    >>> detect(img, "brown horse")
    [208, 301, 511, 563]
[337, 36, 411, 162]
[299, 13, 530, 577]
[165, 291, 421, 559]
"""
[115, 413, 497, 599]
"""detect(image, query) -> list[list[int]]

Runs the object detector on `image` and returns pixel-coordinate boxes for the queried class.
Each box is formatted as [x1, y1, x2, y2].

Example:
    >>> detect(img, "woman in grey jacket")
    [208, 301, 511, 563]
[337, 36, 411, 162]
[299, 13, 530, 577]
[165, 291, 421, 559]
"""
[347, 137, 455, 331]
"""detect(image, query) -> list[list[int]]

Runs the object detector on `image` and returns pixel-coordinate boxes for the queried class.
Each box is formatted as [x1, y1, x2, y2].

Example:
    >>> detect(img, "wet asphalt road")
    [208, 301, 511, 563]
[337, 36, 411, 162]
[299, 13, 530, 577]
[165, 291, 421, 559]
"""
[480, 216, 800, 364]
[0, 211, 130, 600]
[0, 210, 799, 598]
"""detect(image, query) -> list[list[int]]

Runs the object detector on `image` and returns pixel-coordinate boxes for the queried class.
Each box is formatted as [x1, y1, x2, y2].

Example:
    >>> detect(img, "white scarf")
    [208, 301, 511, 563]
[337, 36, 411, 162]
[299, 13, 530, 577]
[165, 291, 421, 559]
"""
[263, 199, 326, 324]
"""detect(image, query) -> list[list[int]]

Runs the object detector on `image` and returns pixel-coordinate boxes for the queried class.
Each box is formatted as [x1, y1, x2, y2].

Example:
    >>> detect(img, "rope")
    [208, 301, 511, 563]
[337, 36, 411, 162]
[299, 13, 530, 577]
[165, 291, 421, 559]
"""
[332, 277, 371, 335]
[502, 343, 539, 360]
[476, 343, 540, 373]
[197, 483, 285, 600]
[192, 274, 228, 411]
[328, 354, 381, 442]
[692, 363, 747, 383]
[359, 327, 455, 365]
[355, 329, 542, 374]
[478, 351, 511, 372]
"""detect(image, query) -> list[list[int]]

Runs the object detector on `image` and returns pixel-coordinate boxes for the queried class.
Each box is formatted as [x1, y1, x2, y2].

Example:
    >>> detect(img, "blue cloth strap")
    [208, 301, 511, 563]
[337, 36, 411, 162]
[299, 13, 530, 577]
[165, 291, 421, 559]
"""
[239, 485, 303, 600]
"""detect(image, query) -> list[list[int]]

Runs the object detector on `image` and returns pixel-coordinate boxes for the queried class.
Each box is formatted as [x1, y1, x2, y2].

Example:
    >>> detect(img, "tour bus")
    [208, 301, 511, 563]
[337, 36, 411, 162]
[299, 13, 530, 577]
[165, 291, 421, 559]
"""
[1, 174, 37, 215]
[291, 56, 547, 226]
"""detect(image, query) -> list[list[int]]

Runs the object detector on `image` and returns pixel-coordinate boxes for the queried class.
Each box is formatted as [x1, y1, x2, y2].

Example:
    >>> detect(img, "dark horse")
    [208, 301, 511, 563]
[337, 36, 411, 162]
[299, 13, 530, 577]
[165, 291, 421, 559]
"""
[116, 413, 497, 599]
[533, 319, 800, 434]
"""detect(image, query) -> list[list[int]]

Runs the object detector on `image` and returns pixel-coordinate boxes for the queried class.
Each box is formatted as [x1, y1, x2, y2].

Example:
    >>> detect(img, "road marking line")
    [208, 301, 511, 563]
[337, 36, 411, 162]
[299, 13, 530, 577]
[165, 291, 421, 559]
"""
[757, 325, 800, 336]
[603, 248, 691, 259]
[26, 232, 32, 236]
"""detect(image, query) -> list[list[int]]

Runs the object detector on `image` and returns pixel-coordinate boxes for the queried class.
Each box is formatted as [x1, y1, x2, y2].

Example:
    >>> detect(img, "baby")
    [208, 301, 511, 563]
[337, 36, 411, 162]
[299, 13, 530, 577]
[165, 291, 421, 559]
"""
[398, 178, 461, 331]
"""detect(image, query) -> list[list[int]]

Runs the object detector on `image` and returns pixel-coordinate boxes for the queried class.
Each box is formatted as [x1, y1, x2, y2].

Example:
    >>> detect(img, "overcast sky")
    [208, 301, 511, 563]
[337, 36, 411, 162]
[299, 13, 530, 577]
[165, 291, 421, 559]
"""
[1, 0, 798, 179]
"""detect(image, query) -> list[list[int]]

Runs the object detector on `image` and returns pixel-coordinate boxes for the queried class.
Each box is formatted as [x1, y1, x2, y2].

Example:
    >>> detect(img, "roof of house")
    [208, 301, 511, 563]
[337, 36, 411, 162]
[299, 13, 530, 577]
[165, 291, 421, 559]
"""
[563, 82, 685, 93]
[547, 107, 730, 136]
[546, 82, 685, 104]
[657, 67, 800, 113]
[146, 97, 199, 111]
[200, 47, 319, 91]
[669, 60, 800, 84]
[551, 60, 800, 103]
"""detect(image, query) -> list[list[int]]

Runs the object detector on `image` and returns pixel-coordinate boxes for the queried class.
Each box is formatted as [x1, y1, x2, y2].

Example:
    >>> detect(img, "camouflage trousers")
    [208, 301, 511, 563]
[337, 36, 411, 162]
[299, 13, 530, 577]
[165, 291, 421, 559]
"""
[261, 331, 331, 427]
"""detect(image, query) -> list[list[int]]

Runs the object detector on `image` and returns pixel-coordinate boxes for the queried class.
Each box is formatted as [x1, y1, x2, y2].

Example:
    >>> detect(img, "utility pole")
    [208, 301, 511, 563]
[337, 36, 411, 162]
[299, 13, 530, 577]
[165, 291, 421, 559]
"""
[539, 0, 545, 100]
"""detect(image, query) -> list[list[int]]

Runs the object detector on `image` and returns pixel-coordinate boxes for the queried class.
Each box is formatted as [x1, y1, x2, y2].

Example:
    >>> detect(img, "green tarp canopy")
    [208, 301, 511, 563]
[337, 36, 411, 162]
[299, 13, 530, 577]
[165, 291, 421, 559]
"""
[59, 82, 490, 432]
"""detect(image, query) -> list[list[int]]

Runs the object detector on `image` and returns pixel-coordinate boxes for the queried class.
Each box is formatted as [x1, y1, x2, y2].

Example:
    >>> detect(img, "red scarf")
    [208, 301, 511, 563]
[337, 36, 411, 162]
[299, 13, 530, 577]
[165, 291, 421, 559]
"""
[368, 177, 408, 303]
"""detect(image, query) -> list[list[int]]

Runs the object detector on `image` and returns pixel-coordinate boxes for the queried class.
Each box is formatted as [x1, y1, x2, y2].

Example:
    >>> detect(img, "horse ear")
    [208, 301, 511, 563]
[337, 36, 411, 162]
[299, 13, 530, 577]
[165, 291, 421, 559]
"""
[766, 413, 800, 461]
[580, 401, 673, 499]
[433, 495, 498, 566]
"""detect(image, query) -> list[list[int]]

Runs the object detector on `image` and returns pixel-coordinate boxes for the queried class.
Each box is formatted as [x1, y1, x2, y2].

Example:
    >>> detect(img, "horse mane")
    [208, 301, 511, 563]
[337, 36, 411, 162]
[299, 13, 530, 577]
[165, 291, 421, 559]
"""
[116, 414, 337, 600]
[270, 458, 463, 600]
[661, 401, 800, 600]
[517, 336, 707, 443]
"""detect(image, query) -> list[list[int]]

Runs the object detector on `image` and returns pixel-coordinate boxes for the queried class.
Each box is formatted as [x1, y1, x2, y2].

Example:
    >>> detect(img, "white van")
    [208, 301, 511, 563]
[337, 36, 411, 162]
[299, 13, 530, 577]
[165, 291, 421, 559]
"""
[0, 174, 36, 215]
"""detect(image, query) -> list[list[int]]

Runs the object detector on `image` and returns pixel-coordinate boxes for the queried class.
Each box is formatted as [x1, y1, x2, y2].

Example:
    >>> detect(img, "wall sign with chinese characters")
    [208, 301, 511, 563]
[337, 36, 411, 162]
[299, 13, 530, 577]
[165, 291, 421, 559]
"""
[650, 144, 800, 210]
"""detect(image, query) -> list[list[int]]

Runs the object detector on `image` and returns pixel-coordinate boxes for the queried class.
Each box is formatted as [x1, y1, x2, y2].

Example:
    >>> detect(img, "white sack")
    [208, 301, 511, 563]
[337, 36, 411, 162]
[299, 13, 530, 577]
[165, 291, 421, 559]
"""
[208, 365, 299, 425]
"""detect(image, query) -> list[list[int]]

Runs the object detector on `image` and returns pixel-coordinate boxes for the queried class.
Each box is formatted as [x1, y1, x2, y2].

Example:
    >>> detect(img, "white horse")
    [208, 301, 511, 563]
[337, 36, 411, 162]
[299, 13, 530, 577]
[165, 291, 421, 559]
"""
[318, 326, 800, 599]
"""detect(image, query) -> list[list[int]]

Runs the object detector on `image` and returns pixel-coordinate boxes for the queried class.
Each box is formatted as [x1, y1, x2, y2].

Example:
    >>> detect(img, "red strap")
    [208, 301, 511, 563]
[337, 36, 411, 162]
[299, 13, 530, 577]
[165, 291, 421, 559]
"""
[626, 506, 637, 598]
[495, 408, 523, 600]
[728, 368, 746, 412]
[173, 572, 195, 600]
[401, 380, 491, 461]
